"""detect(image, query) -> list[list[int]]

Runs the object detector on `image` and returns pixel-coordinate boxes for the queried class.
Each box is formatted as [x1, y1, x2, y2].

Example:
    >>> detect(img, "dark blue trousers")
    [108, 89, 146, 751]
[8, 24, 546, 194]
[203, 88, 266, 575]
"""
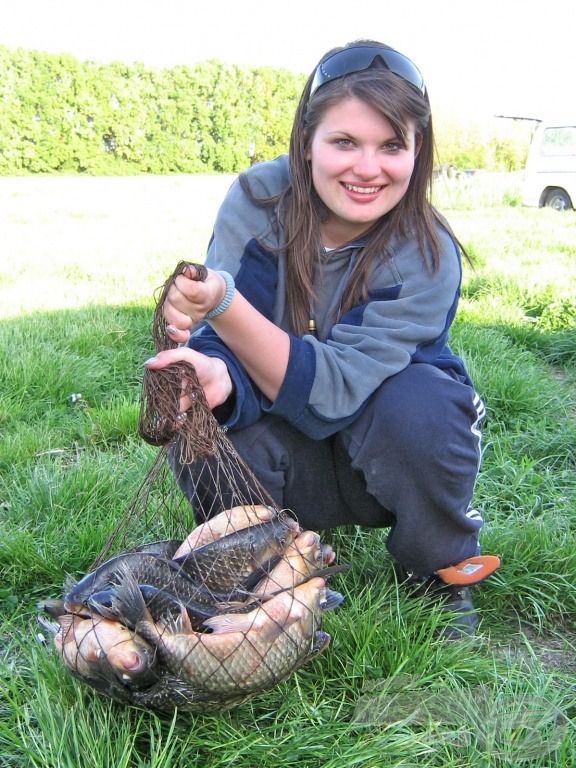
[171, 363, 486, 576]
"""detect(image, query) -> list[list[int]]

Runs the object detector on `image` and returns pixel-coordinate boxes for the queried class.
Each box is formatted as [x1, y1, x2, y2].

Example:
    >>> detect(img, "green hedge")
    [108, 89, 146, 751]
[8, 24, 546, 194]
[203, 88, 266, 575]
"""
[0, 46, 305, 175]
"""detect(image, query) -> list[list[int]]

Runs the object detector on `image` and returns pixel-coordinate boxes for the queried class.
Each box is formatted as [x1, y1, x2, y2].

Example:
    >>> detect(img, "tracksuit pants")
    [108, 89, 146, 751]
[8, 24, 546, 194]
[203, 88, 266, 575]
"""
[171, 363, 486, 577]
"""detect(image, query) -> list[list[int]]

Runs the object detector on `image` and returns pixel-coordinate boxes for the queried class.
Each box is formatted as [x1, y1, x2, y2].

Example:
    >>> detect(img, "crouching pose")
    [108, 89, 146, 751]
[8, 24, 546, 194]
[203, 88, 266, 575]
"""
[147, 40, 492, 638]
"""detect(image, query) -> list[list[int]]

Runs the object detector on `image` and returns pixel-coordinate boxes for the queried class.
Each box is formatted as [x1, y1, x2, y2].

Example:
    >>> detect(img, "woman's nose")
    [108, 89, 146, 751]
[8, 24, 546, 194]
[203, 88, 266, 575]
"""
[352, 151, 382, 179]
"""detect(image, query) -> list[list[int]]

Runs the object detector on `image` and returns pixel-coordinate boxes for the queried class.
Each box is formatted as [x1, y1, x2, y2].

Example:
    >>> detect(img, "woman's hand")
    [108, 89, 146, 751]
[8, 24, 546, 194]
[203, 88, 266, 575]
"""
[163, 264, 227, 343]
[145, 347, 233, 412]
[160, 263, 290, 403]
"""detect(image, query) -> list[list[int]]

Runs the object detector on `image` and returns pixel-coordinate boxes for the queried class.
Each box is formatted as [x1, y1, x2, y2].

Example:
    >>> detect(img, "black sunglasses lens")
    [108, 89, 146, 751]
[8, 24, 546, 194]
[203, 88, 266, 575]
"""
[311, 46, 425, 98]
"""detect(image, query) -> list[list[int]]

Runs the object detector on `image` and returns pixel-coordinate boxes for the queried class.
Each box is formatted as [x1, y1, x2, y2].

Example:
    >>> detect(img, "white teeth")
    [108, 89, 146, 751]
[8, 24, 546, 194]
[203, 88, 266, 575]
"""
[344, 184, 380, 194]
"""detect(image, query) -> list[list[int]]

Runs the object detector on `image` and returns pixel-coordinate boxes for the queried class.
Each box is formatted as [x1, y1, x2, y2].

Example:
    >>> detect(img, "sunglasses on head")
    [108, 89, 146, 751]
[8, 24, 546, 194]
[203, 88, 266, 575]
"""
[309, 45, 426, 101]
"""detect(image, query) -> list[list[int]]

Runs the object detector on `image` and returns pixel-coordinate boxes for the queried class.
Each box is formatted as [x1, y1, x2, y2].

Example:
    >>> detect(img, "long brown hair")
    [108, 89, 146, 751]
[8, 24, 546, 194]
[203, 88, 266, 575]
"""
[241, 41, 460, 336]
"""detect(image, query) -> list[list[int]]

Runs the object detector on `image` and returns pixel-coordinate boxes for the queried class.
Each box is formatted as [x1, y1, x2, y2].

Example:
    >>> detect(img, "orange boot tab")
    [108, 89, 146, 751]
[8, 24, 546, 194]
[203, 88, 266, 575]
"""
[436, 555, 501, 586]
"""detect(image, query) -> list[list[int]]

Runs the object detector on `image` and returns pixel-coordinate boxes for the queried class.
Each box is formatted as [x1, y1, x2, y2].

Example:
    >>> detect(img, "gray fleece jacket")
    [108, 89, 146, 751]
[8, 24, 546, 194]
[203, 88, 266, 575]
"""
[186, 154, 473, 440]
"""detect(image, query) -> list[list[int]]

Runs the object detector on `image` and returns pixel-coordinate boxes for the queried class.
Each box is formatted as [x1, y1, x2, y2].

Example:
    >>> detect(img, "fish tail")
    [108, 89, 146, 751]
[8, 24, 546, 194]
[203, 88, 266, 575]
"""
[37, 615, 60, 636]
[304, 630, 331, 662]
[321, 589, 345, 611]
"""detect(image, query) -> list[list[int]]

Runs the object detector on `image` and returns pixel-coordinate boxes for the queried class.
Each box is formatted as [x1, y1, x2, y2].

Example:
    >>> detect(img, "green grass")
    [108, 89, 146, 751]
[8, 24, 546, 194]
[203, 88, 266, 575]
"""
[1, 173, 575, 767]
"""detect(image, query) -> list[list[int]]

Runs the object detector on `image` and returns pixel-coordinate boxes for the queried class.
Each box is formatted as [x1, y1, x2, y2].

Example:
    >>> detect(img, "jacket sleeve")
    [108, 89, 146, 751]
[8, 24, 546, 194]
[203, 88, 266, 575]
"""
[186, 324, 263, 431]
[184, 160, 289, 430]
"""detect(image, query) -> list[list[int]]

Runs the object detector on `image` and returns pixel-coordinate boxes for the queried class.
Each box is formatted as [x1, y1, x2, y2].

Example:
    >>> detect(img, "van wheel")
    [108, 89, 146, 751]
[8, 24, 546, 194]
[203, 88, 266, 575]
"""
[544, 188, 572, 211]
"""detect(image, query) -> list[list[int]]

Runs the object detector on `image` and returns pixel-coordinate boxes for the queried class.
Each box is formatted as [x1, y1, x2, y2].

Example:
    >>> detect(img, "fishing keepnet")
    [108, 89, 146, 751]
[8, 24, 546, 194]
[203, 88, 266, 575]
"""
[39, 262, 345, 713]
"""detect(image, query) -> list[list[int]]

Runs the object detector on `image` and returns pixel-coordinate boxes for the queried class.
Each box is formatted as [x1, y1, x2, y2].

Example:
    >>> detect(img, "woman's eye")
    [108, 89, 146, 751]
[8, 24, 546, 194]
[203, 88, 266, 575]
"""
[334, 138, 354, 148]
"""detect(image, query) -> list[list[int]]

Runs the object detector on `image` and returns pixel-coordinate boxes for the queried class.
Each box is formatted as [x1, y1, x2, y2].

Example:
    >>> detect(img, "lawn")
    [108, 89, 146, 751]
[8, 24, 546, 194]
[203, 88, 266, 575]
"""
[1, 171, 575, 767]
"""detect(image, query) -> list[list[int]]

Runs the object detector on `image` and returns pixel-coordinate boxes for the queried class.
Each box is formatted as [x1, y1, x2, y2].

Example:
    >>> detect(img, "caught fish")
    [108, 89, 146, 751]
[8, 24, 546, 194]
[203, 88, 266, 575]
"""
[174, 504, 281, 557]
[89, 582, 260, 633]
[173, 516, 300, 593]
[65, 517, 297, 614]
[37, 598, 68, 618]
[40, 611, 158, 690]
[253, 530, 327, 598]
[63, 540, 182, 612]
[108, 563, 336, 702]
[131, 674, 254, 712]
[64, 541, 248, 614]
[42, 507, 346, 712]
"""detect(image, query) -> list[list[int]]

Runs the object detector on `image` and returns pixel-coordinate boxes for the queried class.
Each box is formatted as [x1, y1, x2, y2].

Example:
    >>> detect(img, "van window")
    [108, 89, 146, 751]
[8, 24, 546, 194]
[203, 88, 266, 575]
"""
[541, 126, 576, 157]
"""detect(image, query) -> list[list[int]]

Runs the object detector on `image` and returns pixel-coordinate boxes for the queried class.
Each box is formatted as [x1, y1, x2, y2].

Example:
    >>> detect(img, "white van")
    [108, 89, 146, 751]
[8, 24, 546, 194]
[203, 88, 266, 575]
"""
[522, 118, 576, 210]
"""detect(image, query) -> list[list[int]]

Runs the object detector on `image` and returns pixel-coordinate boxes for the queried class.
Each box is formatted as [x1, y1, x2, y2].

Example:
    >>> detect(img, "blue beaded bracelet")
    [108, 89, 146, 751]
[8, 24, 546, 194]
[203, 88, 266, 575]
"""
[205, 271, 235, 319]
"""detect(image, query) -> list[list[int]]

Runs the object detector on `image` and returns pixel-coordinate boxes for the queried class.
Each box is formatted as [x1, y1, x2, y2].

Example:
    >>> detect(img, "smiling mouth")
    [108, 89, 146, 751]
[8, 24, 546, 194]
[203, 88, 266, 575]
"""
[343, 183, 382, 194]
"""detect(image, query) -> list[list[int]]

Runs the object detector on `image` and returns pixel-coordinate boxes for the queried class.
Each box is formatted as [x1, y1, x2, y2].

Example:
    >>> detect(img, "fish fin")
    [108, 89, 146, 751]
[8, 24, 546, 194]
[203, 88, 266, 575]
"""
[157, 611, 186, 635]
[320, 589, 345, 611]
[110, 563, 152, 628]
[86, 589, 120, 621]
[214, 600, 250, 611]
[312, 564, 350, 580]
[178, 606, 194, 634]
[204, 602, 301, 639]
[87, 599, 120, 622]
[53, 613, 76, 642]
[202, 612, 267, 635]
[306, 629, 332, 661]
[304, 630, 331, 662]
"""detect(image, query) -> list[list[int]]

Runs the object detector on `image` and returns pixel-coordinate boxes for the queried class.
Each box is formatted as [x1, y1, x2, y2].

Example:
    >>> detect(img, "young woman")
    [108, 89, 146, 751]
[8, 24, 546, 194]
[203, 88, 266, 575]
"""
[147, 41, 489, 638]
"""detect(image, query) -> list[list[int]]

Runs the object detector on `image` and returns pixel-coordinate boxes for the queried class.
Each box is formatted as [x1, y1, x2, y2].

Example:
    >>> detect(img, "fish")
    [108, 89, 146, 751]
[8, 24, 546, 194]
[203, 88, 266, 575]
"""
[131, 674, 255, 712]
[251, 530, 349, 601]
[63, 540, 183, 611]
[252, 530, 329, 598]
[40, 611, 159, 690]
[174, 504, 281, 557]
[89, 582, 261, 633]
[64, 543, 250, 615]
[321, 542, 336, 566]
[108, 563, 336, 700]
[65, 516, 298, 614]
[37, 597, 68, 618]
[172, 516, 300, 593]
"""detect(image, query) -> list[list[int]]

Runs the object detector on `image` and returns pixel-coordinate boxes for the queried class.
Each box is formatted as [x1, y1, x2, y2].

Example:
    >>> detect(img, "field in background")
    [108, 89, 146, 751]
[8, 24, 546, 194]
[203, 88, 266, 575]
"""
[1, 172, 575, 767]
[0, 173, 237, 318]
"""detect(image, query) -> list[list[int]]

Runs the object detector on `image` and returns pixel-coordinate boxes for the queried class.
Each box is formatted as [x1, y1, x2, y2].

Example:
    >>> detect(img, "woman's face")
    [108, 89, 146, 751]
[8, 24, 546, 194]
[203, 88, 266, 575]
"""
[306, 96, 421, 248]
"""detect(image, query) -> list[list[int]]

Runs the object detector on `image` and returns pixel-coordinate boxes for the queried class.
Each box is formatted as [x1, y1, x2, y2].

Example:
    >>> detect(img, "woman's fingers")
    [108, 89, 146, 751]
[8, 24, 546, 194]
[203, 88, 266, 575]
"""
[144, 347, 195, 369]
[143, 347, 232, 411]
[165, 324, 191, 343]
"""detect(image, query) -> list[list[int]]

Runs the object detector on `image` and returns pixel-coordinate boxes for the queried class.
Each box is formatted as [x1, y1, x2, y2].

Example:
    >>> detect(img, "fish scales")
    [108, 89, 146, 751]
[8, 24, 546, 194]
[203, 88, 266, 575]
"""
[110, 564, 329, 699]
[173, 517, 300, 592]
[174, 504, 280, 556]
[65, 551, 241, 614]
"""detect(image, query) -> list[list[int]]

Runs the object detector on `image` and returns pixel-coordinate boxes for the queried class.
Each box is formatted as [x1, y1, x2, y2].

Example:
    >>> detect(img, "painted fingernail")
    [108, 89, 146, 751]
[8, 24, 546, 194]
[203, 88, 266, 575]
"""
[166, 325, 178, 335]
[144, 356, 158, 365]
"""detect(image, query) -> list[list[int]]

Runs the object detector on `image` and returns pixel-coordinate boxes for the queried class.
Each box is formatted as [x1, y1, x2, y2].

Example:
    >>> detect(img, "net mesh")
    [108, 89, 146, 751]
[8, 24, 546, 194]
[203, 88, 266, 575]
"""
[38, 262, 345, 713]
